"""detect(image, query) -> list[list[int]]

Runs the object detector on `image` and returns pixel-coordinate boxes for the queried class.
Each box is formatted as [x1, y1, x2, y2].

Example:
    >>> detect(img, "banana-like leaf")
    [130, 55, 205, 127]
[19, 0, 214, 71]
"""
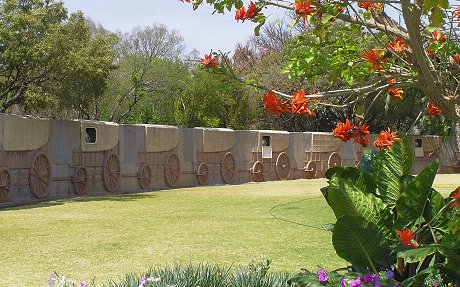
[396, 160, 439, 228]
[373, 136, 414, 207]
[333, 215, 391, 269]
[397, 245, 444, 263]
[326, 168, 382, 225]
[359, 149, 379, 175]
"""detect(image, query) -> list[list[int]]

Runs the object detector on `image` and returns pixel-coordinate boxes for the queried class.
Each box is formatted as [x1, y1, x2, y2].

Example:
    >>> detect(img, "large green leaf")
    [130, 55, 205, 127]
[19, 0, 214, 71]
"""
[397, 245, 444, 263]
[359, 149, 379, 175]
[333, 215, 391, 269]
[326, 167, 382, 225]
[396, 160, 439, 228]
[424, 189, 448, 231]
[373, 136, 414, 207]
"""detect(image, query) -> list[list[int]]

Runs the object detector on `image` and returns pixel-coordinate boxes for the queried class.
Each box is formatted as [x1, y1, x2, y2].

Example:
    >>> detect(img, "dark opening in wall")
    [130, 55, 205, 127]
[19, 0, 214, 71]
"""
[262, 136, 271, 147]
[415, 138, 423, 148]
[85, 127, 97, 144]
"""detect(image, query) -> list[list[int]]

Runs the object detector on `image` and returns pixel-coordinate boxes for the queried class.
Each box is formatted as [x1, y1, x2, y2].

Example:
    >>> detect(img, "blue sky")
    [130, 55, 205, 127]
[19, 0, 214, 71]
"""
[60, 0, 284, 54]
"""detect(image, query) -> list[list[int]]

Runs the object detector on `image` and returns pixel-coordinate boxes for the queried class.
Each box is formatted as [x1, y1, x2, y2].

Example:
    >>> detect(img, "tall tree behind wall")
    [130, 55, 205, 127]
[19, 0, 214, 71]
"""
[0, 0, 115, 118]
[101, 24, 189, 124]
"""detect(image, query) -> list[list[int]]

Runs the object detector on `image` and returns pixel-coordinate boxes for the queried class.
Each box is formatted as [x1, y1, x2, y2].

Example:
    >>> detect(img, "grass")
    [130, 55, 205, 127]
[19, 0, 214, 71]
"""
[0, 175, 457, 286]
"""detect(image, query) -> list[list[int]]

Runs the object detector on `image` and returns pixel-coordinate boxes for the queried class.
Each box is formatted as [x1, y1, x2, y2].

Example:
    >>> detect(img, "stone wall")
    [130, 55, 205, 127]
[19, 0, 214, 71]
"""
[0, 113, 456, 207]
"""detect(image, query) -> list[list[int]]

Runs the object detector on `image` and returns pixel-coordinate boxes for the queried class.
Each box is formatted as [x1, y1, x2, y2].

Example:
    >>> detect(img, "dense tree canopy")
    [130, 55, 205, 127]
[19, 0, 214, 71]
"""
[0, 0, 115, 117]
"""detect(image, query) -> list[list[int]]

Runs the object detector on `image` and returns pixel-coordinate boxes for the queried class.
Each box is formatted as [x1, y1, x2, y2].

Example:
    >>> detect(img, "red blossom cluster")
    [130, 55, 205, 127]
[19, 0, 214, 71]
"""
[451, 187, 460, 208]
[374, 128, 400, 149]
[387, 79, 404, 100]
[452, 54, 460, 65]
[396, 229, 419, 248]
[362, 48, 387, 72]
[235, 2, 260, 22]
[427, 101, 442, 116]
[332, 120, 370, 147]
[432, 30, 446, 43]
[199, 53, 220, 69]
[356, 1, 382, 11]
[263, 90, 316, 117]
[294, 0, 317, 23]
[387, 37, 407, 56]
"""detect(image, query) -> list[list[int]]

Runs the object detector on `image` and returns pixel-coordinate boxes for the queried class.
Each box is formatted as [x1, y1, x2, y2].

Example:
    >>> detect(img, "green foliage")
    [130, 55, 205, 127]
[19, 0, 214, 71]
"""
[282, 23, 371, 86]
[174, 68, 258, 129]
[315, 135, 460, 286]
[108, 262, 290, 287]
[0, 0, 115, 117]
[332, 215, 390, 270]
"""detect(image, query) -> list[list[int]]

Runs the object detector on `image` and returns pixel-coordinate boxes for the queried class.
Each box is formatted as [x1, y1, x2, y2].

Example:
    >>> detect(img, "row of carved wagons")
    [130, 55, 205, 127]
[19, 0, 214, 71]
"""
[0, 114, 456, 206]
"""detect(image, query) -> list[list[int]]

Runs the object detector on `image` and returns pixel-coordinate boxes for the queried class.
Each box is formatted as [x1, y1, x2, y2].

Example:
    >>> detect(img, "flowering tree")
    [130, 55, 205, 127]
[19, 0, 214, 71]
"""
[182, 0, 460, 147]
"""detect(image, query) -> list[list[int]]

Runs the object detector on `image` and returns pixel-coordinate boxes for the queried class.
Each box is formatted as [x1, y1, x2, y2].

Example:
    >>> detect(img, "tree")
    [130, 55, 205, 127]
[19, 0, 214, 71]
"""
[101, 24, 187, 123]
[0, 0, 115, 117]
[175, 68, 259, 129]
[184, 0, 460, 141]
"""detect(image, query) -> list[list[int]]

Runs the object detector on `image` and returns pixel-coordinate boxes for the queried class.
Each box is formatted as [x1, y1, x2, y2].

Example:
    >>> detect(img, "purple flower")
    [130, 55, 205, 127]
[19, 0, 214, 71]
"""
[433, 284, 439, 287]
[80, 281, 87, 287]
[349, 276, 362, 287]
[341, 278, 347, 287]
[374, 281, 383, 287]
[138, 276, 147, 287]
[47, 280, 54, 286]
[318, 268, 329, 284]
[364, 274, 373, 283]
[385, 271, 395, 279]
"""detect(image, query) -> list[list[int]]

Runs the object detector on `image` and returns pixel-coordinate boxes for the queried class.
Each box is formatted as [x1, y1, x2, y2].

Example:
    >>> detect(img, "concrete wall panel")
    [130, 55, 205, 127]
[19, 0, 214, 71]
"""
[1, 114, 49, 151]
[79, 120, 119, 152]
[202, 128, 235, 153]
[145, 125, 179, 153]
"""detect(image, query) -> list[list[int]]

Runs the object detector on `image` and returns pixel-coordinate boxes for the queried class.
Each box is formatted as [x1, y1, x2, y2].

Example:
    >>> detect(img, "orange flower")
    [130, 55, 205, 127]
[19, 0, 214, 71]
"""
[294, 0, 317, 23]
[387, 37, 407, 56]
[396, 229, 419, 248]
[353, 123, 370, 147]
[426, 49, 435, 56]
[388, 88, 404, 100]
[235, 5, 247, 22]
[332, 119, 358, 142]
[450, 187, 460, 208]
[452, 54, 460, 65]
[199, 53, 220, 69]
[245, 2, 260, 20]
[388, 78, 396, 85]
[289, 89, 316, 117]
[374, 128, 399, 149]
[263, 91, 285, 116]
[432, 30, 446, 43]
[357, 2, 382, 11]
[362, 48, 386, 72]
[427, 101, 442, 116]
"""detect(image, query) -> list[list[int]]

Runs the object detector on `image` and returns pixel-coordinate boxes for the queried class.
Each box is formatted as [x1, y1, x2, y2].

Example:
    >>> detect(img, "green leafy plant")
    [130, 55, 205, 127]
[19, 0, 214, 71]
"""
[291, 135, 460, 287]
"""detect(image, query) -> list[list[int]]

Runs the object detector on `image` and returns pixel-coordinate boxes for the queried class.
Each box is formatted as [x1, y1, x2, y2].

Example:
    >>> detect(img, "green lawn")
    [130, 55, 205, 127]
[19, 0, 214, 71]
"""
[0, 175, 457, 286]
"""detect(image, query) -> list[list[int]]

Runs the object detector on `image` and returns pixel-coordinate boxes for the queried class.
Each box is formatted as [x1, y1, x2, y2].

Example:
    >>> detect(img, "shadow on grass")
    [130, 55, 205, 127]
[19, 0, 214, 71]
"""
[1, 191, 158, 211]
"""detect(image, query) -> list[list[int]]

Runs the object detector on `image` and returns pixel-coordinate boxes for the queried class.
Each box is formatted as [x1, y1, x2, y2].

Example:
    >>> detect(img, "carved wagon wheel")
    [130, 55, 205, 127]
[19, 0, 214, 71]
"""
[164, 153, 180, 188]
[220, 152, 236, 184]
[103, 153, 121, 193]
[196, 162, 209, 186]
[138, 164, 152, 190]
[0, 168, 12, 203]
[29, 153, 51, 199]
[73, 166, 88, 195]
[327, 152, 342, 169]
[275, 152, 291, 180]
[250, 161, 264, 182]
[304, 161, 317, 179]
